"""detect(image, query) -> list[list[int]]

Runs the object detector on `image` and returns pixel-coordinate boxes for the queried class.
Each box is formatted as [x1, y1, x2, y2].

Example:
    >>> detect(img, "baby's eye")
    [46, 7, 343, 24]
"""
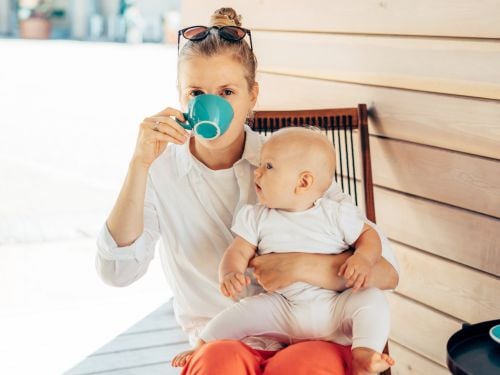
[266, 163, 273, 170]
[189, 90, 204, 97]
[221, 89, 234, 96]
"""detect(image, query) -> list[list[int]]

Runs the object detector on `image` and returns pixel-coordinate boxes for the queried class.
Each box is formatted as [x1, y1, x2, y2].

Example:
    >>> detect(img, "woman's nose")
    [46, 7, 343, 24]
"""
[254, 168, 261, 178]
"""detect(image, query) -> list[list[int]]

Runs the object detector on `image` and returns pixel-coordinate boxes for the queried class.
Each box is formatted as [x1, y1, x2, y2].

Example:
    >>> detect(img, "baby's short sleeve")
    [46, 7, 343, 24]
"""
[231, 204, 260, 246]
[334, 201, 366, 245]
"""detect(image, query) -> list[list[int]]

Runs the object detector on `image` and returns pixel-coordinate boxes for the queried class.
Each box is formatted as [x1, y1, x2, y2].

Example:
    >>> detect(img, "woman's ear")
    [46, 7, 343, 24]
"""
[295, 172, 314, 193]
[250, 81, 259, 107]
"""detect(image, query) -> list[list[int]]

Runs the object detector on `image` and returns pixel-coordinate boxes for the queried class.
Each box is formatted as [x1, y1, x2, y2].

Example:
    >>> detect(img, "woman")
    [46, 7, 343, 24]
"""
[96, 7, 398, 374]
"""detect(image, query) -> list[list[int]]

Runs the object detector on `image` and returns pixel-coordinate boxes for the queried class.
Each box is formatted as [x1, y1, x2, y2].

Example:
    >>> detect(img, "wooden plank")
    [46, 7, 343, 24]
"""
[375, 187, 500, 275]
[256, 73, 500, 160]
[387, 293, 462, 365]
[370, 137, 500, 217]
[67, 301, 189, 375]
[182, 0, 500, 38]
[93, 328, 188, 355]
[124, 302, 179, 334]
[392, 242, 500, 322]
[105, 362, 182, 375]
[252, 31, 500, 100]
[66, 343, 188, 375]
[389, 341, 449, 375]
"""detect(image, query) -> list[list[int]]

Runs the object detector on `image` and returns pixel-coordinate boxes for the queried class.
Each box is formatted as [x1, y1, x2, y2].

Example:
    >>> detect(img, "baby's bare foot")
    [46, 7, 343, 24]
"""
[171, 349, 195, 367]
[352, 347, 395, 375]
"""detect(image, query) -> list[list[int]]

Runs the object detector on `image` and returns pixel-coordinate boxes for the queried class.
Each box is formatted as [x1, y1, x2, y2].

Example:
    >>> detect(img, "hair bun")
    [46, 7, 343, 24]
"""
[210, 7, 242, 27]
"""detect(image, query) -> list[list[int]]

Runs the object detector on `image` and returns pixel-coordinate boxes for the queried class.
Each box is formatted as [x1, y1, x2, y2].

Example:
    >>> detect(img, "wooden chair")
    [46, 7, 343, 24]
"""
[250, 104, 391, 375]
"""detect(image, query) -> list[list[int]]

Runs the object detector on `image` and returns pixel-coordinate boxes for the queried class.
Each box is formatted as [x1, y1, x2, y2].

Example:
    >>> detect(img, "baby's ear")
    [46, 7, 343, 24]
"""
[295, 172, 314, 193]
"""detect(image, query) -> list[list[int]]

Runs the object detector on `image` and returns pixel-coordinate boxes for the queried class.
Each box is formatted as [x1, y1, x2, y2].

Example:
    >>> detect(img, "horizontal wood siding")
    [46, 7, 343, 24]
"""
[391, 242, 500, 322]
[375, 187, 499, 276]
[182, 0, 500, 38]
[388, 341, 450, 375]
[253, 32, 500, 100]
[257, 73, 500, 160]
[387, 292, 462, 365]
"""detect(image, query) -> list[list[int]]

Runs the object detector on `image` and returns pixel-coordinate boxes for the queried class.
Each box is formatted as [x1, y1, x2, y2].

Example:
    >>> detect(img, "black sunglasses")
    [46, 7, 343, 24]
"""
[178, 25, 253, 53]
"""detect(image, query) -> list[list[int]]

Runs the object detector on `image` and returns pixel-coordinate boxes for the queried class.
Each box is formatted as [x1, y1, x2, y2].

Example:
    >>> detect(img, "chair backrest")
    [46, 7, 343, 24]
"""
[251, 104, 390, 375]
[250, 104, 375, 222]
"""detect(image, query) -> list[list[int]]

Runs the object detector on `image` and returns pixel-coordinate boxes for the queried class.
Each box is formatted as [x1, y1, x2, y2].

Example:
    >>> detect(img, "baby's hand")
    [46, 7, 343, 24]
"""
[171, 349, 195, 367]
[338, 253, 372, 291]
[220, 271, 250, 300]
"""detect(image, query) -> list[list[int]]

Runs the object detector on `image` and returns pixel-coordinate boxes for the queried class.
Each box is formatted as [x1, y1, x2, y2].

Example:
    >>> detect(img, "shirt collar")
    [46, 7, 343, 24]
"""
[177, 125, 263, 178]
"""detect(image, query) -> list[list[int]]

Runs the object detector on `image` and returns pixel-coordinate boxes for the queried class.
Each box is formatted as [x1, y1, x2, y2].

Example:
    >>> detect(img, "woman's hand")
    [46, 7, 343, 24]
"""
[249, 251, 398, 293]
[249, 253, 304, 292]
[250, 252, 353, 292]
[131, 107, 190, 169]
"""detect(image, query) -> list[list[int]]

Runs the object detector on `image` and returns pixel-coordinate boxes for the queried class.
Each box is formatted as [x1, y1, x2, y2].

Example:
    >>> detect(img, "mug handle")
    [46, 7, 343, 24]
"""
[175, 113, 191, 130]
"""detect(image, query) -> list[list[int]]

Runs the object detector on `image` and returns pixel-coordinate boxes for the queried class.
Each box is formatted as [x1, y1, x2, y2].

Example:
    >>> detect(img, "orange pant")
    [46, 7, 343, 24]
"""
[181, 340, 352, 375]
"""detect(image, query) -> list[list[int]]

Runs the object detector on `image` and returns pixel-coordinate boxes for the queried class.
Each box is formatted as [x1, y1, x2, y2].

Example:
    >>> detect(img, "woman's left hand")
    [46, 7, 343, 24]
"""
[249, 253, 303, 292]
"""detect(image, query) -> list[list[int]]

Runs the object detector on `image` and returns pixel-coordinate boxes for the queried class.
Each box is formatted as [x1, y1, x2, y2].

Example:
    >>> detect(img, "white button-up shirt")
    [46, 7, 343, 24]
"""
[96, 126, 399, 343]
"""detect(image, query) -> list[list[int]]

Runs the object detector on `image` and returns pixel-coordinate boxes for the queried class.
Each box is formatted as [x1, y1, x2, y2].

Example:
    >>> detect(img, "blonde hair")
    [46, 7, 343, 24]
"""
[269, 127, 336, 194]
[178, 7, 257, 91]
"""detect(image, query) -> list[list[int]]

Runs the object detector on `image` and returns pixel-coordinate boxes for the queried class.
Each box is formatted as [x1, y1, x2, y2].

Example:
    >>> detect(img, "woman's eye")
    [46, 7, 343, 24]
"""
[266, 163, 273, 170]
[222, 89, 233, 96]
[189, 90, 204, 97]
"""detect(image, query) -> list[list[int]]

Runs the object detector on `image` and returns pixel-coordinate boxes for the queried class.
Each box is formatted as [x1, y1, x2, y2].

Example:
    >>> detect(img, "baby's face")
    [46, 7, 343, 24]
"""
[254, 140, 307, 209]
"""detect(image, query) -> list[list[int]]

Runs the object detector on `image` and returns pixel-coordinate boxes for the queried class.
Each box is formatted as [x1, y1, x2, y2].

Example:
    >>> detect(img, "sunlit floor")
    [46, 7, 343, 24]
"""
[0, 39, 180, 374]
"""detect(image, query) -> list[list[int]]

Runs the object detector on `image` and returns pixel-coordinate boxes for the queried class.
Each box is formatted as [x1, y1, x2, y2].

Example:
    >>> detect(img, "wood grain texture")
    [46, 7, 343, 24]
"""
[389, 341, 449, 375]
[256, 73, 500, 160]
[253, 32, 500, 100]
[370, 137, 500, 217]
[67, 343, 187, 374]
[392, 242, 500, 322]
[375, 187, 500, 275]
[67, 302, 187, 375]
[387, 293, 462, 365]
[182, 0, 500, 38]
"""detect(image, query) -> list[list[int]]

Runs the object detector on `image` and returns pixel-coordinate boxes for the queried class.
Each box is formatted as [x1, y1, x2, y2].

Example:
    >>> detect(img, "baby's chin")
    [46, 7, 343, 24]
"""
[256, 196, 272, 208]
[257, 199, 288, 210]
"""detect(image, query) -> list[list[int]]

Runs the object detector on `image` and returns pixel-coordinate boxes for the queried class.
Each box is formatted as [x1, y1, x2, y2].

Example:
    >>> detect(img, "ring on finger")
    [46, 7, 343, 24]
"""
[152, 121, 160, 131]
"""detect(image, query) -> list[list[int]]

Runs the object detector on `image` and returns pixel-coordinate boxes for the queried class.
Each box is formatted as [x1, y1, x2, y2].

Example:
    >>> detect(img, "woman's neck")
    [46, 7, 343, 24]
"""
[190, 131, 246, 170]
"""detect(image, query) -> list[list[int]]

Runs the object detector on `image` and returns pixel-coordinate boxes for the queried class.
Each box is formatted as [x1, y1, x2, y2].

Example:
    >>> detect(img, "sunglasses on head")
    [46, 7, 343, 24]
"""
[178, 25, 253, 53]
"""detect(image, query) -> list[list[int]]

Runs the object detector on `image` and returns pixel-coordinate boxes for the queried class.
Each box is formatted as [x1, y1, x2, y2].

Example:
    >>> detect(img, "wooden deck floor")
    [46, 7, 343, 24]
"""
[66, 300, 190, 375]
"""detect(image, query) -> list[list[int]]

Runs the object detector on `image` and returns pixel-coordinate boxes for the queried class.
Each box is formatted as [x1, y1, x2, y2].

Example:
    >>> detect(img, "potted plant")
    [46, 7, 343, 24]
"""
[18, 0, 58, 39]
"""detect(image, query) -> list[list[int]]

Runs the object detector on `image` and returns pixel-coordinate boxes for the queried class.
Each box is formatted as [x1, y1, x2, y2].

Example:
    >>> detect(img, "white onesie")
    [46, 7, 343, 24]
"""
[199, 198, 391, 352]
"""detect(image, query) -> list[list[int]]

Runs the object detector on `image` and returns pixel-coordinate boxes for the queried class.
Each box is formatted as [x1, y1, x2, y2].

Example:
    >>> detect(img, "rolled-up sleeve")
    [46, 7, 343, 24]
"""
[95, 174, 161, 287]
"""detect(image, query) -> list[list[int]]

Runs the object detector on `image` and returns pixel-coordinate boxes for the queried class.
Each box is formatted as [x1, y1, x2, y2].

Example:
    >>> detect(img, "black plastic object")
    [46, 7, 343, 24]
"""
[447, 319, 500, 375]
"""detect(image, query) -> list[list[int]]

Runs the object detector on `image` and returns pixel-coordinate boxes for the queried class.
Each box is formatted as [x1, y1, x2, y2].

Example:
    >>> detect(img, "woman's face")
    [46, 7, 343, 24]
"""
[178, 53, 258, 150]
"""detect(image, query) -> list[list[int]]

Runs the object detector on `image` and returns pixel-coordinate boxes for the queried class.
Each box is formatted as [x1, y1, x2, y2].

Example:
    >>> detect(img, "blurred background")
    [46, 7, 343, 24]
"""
[1, 0, 181, 43]
[1, 1, 182, 374]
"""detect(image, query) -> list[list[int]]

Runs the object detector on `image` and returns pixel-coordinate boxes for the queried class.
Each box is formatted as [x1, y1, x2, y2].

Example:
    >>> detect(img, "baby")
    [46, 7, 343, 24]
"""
[173, 127, 395, 375]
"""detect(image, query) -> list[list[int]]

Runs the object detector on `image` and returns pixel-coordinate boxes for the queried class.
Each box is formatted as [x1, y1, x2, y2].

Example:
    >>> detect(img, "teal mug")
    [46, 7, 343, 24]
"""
[176, 94, 234, 140]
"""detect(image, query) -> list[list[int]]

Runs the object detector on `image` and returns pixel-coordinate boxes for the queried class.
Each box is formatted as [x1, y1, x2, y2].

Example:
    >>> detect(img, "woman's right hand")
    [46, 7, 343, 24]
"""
[131, 107, 190, 168]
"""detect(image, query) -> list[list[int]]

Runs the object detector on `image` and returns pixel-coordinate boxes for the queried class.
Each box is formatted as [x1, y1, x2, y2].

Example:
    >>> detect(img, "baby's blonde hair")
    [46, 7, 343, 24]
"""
[268, 127, 336, 194]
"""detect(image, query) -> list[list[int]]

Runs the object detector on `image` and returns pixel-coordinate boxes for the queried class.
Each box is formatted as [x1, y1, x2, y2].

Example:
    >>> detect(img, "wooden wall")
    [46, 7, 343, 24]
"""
[181, 1, 500, 373]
